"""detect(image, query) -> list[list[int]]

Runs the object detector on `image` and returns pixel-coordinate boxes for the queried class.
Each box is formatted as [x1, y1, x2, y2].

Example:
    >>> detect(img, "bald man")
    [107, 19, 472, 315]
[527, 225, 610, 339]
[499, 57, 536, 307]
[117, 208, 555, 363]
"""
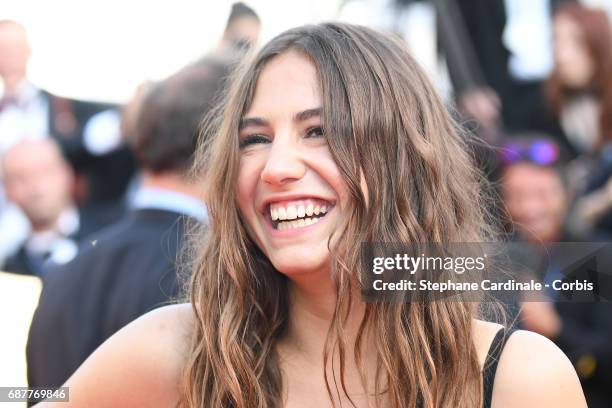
[0, 20, 30, 101]
[2, 139, 80, 276]
[0, 20, 57, 152]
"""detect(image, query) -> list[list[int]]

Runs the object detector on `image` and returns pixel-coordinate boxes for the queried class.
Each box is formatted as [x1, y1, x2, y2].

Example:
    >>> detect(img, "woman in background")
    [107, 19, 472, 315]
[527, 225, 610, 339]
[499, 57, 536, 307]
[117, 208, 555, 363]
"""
[547, 3, 612, 155]
[547, 4, 612, 237]
[36, 23, 585, 408]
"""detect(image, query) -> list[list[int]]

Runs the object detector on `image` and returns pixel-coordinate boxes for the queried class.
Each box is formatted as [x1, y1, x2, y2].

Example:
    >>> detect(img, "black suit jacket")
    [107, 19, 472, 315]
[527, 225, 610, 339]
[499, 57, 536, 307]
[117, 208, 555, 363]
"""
[3, 203, 126, 277]
[43, 91, 136, 206]
[3, 246, 49, 277]
[26, 208, 197, 391]
[42, 91, 116, 166]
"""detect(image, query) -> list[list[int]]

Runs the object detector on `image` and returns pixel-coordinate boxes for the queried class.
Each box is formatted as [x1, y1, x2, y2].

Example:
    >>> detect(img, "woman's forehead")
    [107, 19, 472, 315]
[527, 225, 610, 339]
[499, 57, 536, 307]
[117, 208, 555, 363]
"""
[244, 52, 321, 120]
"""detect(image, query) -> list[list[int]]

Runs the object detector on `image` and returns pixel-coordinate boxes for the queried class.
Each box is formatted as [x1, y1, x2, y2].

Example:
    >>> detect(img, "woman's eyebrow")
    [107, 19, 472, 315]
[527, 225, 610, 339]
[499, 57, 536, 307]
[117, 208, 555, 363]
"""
[239, 117, 268, 131]
[239, 108, 321, 130]
[294, 107, 322, 122]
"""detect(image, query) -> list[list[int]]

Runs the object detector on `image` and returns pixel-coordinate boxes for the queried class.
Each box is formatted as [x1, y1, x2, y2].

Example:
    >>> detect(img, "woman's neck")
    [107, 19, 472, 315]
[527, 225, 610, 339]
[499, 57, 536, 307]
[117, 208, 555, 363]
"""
[283, 268, 367, 360]
[278, 270, 382, 404]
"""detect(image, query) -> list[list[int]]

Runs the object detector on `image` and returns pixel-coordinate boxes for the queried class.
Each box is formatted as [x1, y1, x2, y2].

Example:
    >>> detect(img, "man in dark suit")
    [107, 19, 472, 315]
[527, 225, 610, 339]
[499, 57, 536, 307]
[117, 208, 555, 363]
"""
[26, 59, 229, 391]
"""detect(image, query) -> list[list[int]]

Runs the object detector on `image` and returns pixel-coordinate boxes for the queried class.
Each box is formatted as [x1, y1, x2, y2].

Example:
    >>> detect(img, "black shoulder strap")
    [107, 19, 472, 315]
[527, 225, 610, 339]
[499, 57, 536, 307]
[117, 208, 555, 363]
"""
[483, 328, 515, 408]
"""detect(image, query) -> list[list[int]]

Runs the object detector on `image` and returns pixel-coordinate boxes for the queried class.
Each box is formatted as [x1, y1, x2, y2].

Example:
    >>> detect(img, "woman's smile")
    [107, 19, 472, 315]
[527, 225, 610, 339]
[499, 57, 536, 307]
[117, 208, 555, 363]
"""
[262, 197, 335, 232]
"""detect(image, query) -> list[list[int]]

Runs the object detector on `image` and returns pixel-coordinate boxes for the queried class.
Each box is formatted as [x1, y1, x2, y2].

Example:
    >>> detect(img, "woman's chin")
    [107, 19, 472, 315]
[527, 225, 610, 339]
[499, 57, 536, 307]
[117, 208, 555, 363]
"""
[271, 253, 330, 278]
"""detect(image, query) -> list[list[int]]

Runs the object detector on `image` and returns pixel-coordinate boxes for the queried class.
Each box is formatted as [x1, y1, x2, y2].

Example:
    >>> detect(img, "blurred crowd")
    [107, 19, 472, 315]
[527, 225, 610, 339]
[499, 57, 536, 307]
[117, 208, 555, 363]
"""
[0, 0, 611, 407]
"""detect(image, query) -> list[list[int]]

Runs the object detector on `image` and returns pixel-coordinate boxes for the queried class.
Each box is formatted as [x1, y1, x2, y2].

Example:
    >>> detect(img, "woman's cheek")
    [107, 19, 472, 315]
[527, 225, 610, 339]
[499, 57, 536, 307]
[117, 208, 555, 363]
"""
[236, 159, 258, 221]
[320, 155, 350, 208]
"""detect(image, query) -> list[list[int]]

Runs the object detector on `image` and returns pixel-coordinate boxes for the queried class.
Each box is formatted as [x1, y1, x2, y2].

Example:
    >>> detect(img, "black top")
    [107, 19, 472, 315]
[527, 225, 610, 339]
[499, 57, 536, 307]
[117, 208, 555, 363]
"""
[483, 328, 516, 408]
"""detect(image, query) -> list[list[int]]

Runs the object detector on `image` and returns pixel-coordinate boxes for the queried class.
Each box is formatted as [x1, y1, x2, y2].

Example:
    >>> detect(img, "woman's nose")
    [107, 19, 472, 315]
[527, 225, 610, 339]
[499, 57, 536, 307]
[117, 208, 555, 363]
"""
[260, 138, 306, 186]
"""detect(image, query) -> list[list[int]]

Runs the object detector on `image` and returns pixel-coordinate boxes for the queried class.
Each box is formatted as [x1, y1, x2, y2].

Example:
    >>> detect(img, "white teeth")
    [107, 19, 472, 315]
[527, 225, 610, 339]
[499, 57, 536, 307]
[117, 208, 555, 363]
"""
[276, 217, 321, 230]
[306, 204, 314, 216]
[271, 203, 330, 220]
[270, 201, 332, 227]
[286, 206, 297, 220]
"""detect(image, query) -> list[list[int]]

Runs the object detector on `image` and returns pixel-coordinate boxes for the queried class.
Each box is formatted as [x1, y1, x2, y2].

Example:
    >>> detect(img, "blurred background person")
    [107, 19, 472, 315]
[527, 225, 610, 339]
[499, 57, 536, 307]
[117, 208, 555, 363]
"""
[546, 3, 612, 156]
[216, 1, 261, 54]
[0, 19, 42, 152]
[452, 0, 547, 134]
[543, 4, 612, 238]
[338, 0, 577, 140]
[1, 139, 82, 276]
[499, 136, 612, 408]
[198, 1, 261, 72]
[500, 137, 571, 242]
[26, 58, 229, 393]
[0, 17, 116, 177]
[450, 0, 575, 139]
[0, 19, 119, 267]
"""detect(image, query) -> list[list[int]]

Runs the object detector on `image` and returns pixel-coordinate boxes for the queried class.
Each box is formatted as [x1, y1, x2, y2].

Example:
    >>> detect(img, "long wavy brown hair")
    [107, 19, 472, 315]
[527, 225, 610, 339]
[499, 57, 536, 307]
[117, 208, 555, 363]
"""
[180, 23, 500, 408]
[546, 3, 612, 145]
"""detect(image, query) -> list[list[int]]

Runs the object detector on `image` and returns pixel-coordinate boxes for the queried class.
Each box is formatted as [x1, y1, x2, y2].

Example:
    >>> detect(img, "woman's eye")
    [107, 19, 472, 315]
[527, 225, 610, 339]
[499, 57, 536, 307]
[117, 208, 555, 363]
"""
[305, 126, 324, 138]
[239, 134, 270, 149]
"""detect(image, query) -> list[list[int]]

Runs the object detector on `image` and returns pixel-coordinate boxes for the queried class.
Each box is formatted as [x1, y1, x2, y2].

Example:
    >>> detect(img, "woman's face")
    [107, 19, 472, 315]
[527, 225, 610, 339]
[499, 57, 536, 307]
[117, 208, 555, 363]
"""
[553, 14, 595, 89]
[236, 51, 347, 276]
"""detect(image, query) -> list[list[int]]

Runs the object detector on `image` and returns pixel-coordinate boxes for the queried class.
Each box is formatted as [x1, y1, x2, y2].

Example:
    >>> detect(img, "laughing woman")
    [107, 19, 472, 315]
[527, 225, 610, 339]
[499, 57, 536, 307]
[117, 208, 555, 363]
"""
[36, 24, 586, 408]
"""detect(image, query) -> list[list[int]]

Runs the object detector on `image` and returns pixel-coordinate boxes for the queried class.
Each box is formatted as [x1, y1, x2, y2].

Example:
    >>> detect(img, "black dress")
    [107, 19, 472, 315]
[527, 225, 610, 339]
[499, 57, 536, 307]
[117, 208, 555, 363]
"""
[483, 328, 516, 408]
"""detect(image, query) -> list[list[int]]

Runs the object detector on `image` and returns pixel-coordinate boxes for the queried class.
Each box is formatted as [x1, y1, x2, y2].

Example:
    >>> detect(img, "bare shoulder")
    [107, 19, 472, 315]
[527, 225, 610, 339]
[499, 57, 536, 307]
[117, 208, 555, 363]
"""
[473, 320, 587, 408]
[472, 319, 504, 368]
[36, 303, 196, 408]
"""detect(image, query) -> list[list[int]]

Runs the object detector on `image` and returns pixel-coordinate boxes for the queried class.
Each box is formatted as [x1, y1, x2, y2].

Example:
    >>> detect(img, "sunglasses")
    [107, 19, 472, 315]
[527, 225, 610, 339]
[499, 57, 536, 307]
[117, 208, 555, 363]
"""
[499, 139, 560, 166]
